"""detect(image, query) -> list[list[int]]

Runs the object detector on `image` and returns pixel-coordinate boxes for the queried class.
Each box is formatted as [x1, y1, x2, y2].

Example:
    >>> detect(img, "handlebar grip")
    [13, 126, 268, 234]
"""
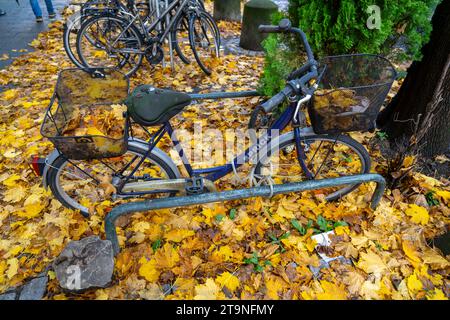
[258, 25, 280, 33]
[260, 86, 293, 112]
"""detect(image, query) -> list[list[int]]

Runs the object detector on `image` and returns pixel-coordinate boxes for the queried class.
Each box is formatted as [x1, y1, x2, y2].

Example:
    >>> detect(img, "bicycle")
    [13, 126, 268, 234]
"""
[37, 19, 396, 217]
[63, 0, 204, 71]
[73, 0, 219, 76]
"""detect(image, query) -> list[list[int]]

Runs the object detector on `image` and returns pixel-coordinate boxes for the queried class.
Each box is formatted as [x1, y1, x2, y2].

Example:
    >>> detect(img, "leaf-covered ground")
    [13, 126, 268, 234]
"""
[0, 15, 449, 300]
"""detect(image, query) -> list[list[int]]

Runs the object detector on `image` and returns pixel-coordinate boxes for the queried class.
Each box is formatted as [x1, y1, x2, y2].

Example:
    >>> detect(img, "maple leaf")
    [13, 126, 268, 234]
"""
[154, 243, 180, 268]
[265, 276, 284, 300]
[216, 272, 240, 292]
[406, 273, 423, 294]
[138, 258, 159, 283]
[405, 204, 429, 225]
[316, 280, 348, 300]
[357, 250, 387, 275]
[194, 279, 219, 300]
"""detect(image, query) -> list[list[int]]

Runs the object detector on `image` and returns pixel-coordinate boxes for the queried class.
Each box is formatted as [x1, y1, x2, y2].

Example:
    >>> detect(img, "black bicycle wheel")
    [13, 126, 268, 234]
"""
[76, 14, 144, 77]
[188, 11, 221, 75]
[254, 133, 371, 200]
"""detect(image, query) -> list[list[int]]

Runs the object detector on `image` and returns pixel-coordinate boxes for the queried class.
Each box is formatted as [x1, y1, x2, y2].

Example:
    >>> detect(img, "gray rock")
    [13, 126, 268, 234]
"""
[53, 236, 114, 291]
[0, 291, 17, 300]
[18, 275, 48, 300]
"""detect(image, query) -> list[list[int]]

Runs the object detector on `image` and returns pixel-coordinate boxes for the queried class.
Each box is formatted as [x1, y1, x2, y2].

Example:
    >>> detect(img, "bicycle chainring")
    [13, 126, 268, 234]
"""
[145, 45, 164, 65]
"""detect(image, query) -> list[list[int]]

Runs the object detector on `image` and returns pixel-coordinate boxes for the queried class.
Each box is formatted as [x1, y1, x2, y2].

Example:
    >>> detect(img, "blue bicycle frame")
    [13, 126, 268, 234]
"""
[116, 99, 313, 197]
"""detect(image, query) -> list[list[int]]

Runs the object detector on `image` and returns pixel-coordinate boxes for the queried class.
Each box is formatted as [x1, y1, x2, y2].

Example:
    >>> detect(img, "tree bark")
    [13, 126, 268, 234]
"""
[214, 0, 242, 22]
[376, 0, 450, 157]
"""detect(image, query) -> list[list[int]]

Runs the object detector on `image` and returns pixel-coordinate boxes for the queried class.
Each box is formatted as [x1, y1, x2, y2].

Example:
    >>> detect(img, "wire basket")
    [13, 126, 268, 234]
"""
[308, 54, 397, 134]
[41, 69, 130, 160]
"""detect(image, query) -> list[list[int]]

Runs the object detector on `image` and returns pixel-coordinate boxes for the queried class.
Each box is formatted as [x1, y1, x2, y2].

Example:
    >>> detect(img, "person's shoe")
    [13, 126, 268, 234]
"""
[0, 10, 6, 16]
[49, 13, 56, 19]
[36, 16, 43, 23]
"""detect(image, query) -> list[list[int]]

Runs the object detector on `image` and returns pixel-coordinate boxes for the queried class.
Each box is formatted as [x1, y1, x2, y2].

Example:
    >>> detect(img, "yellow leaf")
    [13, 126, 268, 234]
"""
[132, 221, 151, 233]
[422, 249, 450, 269]
[402, 240, 421, 263]
[426, 288, 447, 300]
[405, 204, 429, 225]
[305, 238, 317, 253]
[86, 127, 106, 136]
[216, 272, 240, 292]
[406, 273, 423, 294]
[3, 174, 20, 187]
[194, 279, 219, 300]
[139, 258, 159, 282]
[265, 277, 284, 300]
[316, 280, 347, 300]
[17, 203, 45, 219]
[164, 229, 195, 242]
[154, 243, 180, 268]
[3, 185, 26, 203]
[6, 258, 19, 279]
[3, 148, 21, 158]
[435, 190, 450, 202]
[334, 225, 350, 235]
[2, 89, 18, 100]
[357, 250, 387, 274]
[275, 204, 295, 219]
[402, 155, 415, 168]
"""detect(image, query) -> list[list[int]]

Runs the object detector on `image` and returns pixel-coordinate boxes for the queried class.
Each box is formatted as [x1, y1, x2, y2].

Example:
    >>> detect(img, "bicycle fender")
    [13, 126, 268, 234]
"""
[42, 149, 62, 189]
[128, 138, 182, 178]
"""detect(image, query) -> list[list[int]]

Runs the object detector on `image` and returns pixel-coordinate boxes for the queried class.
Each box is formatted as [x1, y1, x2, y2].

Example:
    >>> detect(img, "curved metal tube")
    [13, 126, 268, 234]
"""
[105, 173, 386, 255]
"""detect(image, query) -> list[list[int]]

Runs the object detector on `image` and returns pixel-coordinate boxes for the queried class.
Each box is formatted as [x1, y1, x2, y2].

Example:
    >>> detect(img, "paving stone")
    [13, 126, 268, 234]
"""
[0, 0, 70, 69]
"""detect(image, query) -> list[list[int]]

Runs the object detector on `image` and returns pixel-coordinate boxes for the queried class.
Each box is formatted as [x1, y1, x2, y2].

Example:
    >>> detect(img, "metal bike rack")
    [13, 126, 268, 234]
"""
[105, 173, 386, 255]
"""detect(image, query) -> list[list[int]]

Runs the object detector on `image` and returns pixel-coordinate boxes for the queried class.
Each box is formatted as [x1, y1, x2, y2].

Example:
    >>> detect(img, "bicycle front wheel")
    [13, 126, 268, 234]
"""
[254, 133, 371, 201]
[188, 11, 221, 75]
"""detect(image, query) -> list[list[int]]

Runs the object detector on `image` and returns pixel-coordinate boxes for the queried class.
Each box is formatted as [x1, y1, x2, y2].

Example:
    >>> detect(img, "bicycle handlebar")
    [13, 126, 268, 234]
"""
[258, 19, 318, 112]
[259, 19, 315, 62]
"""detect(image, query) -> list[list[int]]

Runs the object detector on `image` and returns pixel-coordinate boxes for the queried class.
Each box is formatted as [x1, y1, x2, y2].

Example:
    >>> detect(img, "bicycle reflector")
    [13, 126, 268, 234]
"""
[30, 155, 45, 176]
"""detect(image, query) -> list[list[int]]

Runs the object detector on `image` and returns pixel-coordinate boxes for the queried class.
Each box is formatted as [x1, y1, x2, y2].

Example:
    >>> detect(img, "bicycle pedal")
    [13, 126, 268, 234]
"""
[185, 177, 205, 195]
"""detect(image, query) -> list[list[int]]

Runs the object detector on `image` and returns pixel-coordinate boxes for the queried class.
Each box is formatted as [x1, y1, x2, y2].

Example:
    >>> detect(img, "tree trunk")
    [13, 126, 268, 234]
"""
[376, 0, 450, 157]
[214, 0, 242, 22]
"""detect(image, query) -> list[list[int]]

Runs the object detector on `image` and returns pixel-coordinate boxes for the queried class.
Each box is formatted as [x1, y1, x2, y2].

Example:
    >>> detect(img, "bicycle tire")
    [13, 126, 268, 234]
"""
[188, 11, 221, 75]
[254, 133, 371, 201]
[76, 14, 144, 77]
[47, 145, 178, 217]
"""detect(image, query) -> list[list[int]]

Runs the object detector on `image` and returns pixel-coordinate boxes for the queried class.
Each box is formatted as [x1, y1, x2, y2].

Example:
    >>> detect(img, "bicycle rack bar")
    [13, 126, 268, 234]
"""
[105, 173, 386, 255]
[189, 90, 261, 100]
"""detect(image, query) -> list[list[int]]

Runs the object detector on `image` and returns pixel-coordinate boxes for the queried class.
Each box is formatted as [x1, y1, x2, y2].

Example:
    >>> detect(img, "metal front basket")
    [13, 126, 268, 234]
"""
[309, 54, 397, 134]
[41, 69, 130, 160]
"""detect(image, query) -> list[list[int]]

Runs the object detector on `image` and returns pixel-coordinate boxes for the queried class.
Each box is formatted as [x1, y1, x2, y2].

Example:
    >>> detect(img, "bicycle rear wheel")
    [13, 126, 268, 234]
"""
[254, 133, 371, 200]
[47, 144, 178, 217]
[76, 15, 144, 77]
[188, 11, 221, 75]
